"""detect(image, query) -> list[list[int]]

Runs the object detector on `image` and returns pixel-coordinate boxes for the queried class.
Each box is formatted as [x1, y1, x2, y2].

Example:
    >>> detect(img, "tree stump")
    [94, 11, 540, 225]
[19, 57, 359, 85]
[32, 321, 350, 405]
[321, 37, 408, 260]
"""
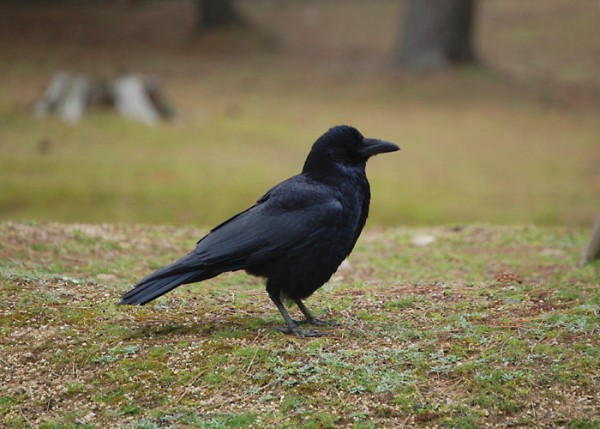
[35, 72, 174, 125]
[580, 212, 600, 266]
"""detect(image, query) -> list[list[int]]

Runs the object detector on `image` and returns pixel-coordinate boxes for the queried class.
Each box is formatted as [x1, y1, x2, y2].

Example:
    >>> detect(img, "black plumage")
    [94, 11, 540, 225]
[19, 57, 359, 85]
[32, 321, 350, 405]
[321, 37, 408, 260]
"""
[120, 125, 399, 336]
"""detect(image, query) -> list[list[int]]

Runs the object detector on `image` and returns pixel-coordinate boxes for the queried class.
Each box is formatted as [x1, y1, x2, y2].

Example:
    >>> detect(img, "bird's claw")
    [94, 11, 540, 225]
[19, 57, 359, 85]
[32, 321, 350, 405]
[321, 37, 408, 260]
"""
[275, 326, 324, 337]
[295, 317, 339, 327]
[307, 317, 338, 327]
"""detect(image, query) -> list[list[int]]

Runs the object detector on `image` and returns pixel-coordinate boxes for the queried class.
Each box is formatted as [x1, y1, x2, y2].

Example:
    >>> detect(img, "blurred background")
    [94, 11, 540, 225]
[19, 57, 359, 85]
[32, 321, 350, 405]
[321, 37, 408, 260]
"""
[1, 0, 598, 227]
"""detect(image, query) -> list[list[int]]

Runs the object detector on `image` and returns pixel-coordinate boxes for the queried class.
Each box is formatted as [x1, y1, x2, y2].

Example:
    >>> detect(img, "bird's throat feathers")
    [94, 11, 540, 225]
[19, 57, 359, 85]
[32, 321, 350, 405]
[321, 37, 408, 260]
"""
[302, 154, 367, 182]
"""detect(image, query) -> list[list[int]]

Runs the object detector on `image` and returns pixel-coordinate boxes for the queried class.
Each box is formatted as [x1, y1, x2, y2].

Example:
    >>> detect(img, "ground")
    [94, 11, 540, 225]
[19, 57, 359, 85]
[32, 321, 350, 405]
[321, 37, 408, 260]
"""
[1, 2, 599, 428]
[0, 221, 598, 428]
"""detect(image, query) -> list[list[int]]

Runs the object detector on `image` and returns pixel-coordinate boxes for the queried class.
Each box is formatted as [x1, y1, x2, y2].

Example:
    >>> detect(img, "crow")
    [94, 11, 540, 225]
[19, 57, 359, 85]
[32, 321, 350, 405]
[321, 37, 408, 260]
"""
[120, 125, 399, 336]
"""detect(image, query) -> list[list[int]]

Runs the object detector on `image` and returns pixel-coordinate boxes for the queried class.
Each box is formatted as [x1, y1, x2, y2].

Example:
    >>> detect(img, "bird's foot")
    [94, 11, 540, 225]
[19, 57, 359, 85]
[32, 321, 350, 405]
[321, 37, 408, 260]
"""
[301, 317, 339, 327]
[275, 326, 324, 337]
[294, 317, 340, 326]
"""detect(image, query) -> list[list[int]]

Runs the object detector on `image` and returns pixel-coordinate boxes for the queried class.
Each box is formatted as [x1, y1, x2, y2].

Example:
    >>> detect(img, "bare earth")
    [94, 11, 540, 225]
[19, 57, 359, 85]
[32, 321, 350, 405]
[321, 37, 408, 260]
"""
[1, 222, 598, 428]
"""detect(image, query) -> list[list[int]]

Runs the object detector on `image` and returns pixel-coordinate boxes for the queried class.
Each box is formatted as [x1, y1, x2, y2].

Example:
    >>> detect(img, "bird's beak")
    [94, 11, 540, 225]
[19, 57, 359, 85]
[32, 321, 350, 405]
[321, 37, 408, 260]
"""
[359, 138, 400, 158]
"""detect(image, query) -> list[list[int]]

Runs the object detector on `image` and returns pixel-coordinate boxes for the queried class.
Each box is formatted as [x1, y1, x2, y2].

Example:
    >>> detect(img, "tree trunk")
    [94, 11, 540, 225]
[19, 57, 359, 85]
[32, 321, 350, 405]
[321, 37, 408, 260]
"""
[195, 0, 242, 33]
[393, 0, 477, 73]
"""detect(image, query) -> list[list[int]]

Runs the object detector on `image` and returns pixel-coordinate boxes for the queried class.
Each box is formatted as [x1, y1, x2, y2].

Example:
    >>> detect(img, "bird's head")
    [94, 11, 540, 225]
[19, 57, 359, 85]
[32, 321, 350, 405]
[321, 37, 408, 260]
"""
[302, 125, 399, 176]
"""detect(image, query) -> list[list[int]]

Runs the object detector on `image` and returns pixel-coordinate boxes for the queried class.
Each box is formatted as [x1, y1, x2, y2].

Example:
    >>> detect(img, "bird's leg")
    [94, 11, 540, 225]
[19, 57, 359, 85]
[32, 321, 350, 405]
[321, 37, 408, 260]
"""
[268, 293, 323, 337]
[294, 299, 338, 327]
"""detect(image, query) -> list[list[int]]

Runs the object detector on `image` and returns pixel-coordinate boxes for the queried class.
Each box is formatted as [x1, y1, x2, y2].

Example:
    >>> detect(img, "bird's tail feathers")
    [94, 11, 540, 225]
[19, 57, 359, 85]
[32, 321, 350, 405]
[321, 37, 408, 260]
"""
[120, 253, 211, 306]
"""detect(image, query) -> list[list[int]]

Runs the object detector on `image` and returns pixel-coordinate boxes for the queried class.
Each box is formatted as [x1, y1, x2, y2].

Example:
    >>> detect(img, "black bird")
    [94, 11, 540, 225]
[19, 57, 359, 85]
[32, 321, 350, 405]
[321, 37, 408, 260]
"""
[120, 125, 399, 336]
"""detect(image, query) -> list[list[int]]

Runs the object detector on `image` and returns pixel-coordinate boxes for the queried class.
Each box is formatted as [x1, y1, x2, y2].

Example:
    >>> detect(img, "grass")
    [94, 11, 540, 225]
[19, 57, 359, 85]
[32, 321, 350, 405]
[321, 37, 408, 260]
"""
[0, 221, 598, 428]
[0, 4, 599, 425]
[0, 1, 599, 227]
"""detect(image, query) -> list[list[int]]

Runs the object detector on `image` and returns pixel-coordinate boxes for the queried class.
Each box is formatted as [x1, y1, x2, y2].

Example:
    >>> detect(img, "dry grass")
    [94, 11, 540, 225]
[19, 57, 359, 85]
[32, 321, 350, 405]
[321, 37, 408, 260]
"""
[0, 221, 598, 428]
[1, 4, 599, 428]
[0, 1, 599, 227]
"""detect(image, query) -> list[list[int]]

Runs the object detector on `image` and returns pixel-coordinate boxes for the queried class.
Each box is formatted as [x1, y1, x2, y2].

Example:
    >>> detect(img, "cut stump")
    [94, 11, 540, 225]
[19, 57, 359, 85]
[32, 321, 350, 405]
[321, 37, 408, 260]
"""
[580, 212, 600, 266]
[35, 72, 175, 125]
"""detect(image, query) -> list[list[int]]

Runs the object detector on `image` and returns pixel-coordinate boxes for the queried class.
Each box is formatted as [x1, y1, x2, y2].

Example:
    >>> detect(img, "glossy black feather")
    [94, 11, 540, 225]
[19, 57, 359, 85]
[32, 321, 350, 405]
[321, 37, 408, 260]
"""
[120, 125, 399, 335]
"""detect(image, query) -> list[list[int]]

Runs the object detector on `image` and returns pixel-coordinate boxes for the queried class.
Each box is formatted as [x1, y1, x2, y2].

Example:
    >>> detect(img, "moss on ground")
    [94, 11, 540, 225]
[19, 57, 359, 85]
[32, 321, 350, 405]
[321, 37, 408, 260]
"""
[0, 222, 598, 428]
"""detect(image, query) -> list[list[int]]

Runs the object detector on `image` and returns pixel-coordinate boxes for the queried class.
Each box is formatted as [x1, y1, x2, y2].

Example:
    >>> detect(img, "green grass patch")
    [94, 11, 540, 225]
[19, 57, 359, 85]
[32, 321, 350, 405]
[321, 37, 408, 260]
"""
[0, 223, 598, 427]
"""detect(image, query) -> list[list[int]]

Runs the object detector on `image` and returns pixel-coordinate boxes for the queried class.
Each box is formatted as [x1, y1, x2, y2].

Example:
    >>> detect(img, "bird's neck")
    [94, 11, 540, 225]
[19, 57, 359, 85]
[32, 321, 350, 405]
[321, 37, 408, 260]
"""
[302, 156, 367, 183]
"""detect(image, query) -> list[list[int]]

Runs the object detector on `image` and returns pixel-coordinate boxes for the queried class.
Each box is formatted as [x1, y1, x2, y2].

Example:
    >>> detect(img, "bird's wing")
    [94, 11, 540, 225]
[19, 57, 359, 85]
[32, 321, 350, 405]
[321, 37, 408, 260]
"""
[193, 187, 342, 269]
